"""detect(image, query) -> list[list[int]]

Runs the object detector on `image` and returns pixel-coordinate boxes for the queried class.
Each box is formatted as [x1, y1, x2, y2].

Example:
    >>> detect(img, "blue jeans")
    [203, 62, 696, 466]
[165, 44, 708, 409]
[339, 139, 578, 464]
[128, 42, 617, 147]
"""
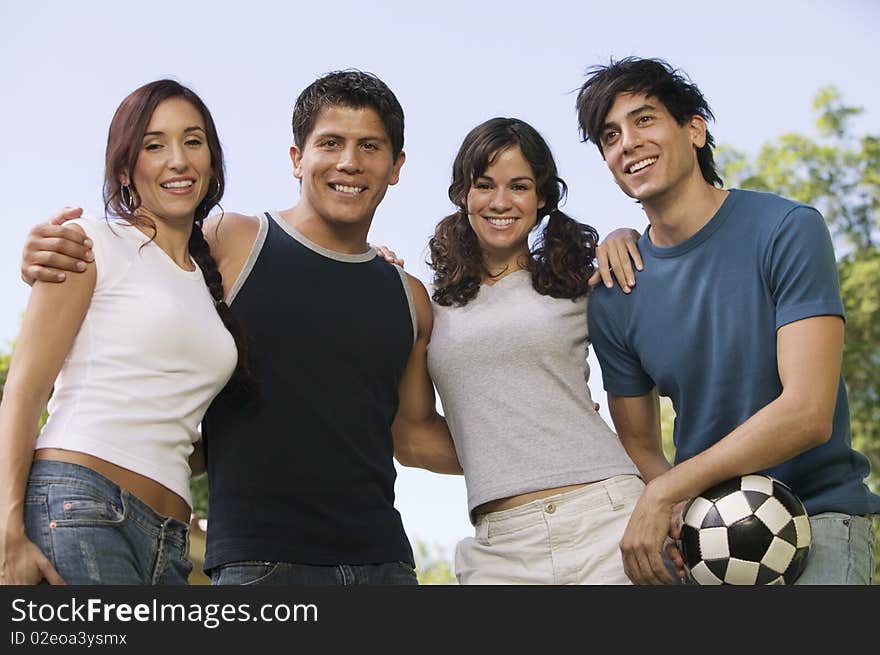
[210, 560, 419, 585]
[795, 512, 876, 585]
[24, 460, 192, 585]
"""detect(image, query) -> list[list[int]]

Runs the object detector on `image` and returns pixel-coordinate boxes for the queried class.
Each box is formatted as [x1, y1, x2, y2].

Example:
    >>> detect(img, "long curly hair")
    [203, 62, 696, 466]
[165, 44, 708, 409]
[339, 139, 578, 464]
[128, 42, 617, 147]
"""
[430, 117, 598, 307]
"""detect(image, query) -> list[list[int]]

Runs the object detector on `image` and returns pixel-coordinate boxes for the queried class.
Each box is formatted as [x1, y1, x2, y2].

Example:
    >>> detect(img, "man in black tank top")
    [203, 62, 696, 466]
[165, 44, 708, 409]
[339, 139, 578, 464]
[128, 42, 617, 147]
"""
[193, 72, 461, 585]
[19, 71, 462, 585]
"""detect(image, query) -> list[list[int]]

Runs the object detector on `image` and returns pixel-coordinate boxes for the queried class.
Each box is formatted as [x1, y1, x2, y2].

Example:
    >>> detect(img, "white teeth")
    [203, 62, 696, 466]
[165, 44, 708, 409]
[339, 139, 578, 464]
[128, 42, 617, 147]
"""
[161, 180, 194, 188]
[487, 218, 515, 226]
[628, 157, 657, 174]
[332, 184, 363, 194]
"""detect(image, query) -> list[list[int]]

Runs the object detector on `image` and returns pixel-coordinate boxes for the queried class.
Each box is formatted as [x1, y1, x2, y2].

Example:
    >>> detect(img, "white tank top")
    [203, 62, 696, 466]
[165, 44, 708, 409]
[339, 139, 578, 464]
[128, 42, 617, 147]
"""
[35, 217, 237, 507]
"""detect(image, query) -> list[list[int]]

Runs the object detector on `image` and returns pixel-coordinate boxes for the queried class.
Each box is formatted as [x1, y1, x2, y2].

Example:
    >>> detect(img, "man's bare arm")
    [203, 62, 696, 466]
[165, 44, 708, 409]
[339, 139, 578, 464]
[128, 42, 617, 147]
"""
[392, 274, 462, 475]
[608, 389, 670, 483]
[202, 212, 260, 298]
[619, 315, 844, 584]
[20, 208, 262, 296]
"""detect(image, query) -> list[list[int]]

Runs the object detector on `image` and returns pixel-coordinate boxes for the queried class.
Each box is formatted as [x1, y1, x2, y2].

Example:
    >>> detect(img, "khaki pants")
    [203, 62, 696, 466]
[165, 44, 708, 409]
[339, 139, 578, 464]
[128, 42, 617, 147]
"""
[454, 474, 644, 585]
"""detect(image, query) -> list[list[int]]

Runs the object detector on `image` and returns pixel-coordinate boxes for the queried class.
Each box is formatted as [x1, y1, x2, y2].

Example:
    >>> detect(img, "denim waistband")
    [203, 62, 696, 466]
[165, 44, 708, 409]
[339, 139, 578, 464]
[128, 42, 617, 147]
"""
[28, 459, 189, 546]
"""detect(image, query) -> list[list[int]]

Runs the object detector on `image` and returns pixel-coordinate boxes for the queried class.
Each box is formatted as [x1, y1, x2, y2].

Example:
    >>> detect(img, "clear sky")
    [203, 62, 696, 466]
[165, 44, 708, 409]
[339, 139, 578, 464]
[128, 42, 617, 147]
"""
[1, 0, 877, 557]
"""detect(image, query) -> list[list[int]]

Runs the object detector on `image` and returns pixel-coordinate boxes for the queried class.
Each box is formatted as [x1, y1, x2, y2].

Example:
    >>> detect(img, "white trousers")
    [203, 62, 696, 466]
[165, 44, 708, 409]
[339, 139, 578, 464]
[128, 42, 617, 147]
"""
[455, 474, 644, 585]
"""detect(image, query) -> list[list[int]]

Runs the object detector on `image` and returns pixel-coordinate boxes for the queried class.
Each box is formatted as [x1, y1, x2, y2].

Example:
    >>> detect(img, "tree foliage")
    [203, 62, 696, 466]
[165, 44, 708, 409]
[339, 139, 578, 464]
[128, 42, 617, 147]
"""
[0, 347, 10, 402]
[190, 474, 209, 518]
[718, 86, 879, 254]
[413, 541, 457, 585]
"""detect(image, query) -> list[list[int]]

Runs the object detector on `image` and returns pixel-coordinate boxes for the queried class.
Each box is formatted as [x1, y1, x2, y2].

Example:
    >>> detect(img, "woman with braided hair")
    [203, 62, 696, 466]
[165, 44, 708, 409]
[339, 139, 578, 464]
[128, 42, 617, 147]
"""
[0, 80, 248, 585]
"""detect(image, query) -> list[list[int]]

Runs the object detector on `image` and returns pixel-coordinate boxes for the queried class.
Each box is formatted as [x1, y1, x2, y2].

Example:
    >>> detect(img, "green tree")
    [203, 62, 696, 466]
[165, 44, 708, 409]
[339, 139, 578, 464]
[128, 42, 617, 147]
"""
[190, 474, 209, 518]
[413, 540, 457, 585]
[0, 346, 10, 401]
[718, 87, 879, 581]
[718, 86, 878, 254]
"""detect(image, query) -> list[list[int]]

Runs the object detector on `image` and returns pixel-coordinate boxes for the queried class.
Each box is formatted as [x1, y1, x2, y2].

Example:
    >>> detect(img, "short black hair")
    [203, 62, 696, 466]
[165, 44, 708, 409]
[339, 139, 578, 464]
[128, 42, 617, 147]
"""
[292, 70, 404, 158]
[576, 57, 722, 187]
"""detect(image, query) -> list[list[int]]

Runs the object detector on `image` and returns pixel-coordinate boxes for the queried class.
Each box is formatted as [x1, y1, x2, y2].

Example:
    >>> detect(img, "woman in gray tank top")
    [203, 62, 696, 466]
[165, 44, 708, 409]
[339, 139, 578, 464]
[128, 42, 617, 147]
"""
[424, 118, 664, 584]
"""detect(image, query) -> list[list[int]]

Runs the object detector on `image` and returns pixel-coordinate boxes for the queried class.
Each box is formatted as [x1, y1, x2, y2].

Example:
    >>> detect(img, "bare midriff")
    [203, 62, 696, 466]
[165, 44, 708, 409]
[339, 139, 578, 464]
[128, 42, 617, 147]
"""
[34, 449, 191, 524]
[473, 482, 592, 516]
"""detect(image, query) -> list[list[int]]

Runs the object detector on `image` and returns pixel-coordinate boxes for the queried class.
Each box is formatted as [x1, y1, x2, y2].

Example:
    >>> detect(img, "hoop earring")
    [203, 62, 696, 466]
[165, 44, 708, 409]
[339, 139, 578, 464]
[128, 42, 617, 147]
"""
[206, 178, 220, 202]
[121, 184, 133, 209]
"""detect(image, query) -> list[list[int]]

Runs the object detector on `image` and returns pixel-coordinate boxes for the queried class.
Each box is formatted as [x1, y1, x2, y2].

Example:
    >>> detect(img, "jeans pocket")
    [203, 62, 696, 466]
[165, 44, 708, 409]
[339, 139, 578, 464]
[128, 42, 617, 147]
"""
[212, 561, 279, 586]
[23, 494, 56, 568]
[801, 513, 875, 584]
[49, 485, 125, 527]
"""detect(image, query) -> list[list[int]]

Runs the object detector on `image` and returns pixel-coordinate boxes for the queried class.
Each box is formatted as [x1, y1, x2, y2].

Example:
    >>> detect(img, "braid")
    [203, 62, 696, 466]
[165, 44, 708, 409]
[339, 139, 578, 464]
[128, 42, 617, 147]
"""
[188, 221, 255, 395]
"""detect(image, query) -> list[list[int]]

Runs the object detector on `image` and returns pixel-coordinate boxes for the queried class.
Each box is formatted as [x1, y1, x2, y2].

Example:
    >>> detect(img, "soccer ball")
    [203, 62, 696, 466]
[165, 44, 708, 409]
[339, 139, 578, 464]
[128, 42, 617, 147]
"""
[679, 474, 811, 585]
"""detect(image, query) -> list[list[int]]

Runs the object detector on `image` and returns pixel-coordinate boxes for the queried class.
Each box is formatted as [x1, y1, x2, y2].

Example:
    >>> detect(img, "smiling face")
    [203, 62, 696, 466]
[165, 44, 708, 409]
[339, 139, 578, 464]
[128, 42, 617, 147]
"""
[465, 145, 544, 271]
[599, 92, 707, 212]
[128, 97, 213, 225]
[290, 105, 405, 232]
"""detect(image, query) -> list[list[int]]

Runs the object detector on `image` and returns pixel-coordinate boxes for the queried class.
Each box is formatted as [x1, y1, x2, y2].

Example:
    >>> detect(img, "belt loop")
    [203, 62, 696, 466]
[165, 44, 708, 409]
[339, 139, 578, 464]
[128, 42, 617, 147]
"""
[476, 515, 490, 542]
[605, 477, 625, 510]
[117, 487, 128, 517]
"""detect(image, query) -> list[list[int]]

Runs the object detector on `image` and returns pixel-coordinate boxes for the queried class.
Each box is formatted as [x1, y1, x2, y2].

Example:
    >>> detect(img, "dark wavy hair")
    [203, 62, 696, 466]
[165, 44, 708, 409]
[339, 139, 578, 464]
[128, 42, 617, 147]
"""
[576, 57, 722, 187]
[430, 117, 598, 307]
[103, 79, 252, 393]
[292, 69, 404, 158]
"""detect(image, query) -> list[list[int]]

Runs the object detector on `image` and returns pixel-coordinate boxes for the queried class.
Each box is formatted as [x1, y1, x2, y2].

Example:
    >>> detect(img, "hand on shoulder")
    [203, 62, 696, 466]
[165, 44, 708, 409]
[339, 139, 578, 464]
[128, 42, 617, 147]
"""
[374, 244, 404, 267]
[590, 227, 643, 294]
[21, 207, 94, 285]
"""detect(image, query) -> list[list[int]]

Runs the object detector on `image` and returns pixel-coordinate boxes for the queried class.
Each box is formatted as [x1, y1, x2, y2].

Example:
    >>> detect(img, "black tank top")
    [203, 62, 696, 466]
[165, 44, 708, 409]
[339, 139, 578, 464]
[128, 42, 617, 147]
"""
[202, 212, 416, 569]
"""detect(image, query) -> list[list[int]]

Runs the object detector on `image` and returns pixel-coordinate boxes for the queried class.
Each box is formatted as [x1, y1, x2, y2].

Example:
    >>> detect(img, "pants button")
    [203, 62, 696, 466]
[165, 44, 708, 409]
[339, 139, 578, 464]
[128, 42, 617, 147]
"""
[545, 503, 556, 514]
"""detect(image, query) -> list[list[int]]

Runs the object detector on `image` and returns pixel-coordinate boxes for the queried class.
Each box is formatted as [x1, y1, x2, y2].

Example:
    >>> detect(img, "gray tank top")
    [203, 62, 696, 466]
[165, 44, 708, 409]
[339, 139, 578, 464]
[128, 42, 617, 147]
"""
[427, 270, 639, 518]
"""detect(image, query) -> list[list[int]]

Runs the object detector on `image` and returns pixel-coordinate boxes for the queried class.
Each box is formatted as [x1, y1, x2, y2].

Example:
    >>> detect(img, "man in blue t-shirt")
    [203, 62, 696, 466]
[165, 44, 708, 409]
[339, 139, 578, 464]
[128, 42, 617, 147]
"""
[576, 57, 879, 584]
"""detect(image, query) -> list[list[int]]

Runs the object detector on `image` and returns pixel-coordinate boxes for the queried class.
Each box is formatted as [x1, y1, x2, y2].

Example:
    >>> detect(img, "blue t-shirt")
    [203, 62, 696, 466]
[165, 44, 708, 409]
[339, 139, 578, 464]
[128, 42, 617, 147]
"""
[588, 189, 880, 515]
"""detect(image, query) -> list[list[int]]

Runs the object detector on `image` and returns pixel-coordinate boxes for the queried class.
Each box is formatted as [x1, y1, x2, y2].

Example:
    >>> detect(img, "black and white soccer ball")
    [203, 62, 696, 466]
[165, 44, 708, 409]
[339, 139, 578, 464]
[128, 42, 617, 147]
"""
[679, 474, 811, 585]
